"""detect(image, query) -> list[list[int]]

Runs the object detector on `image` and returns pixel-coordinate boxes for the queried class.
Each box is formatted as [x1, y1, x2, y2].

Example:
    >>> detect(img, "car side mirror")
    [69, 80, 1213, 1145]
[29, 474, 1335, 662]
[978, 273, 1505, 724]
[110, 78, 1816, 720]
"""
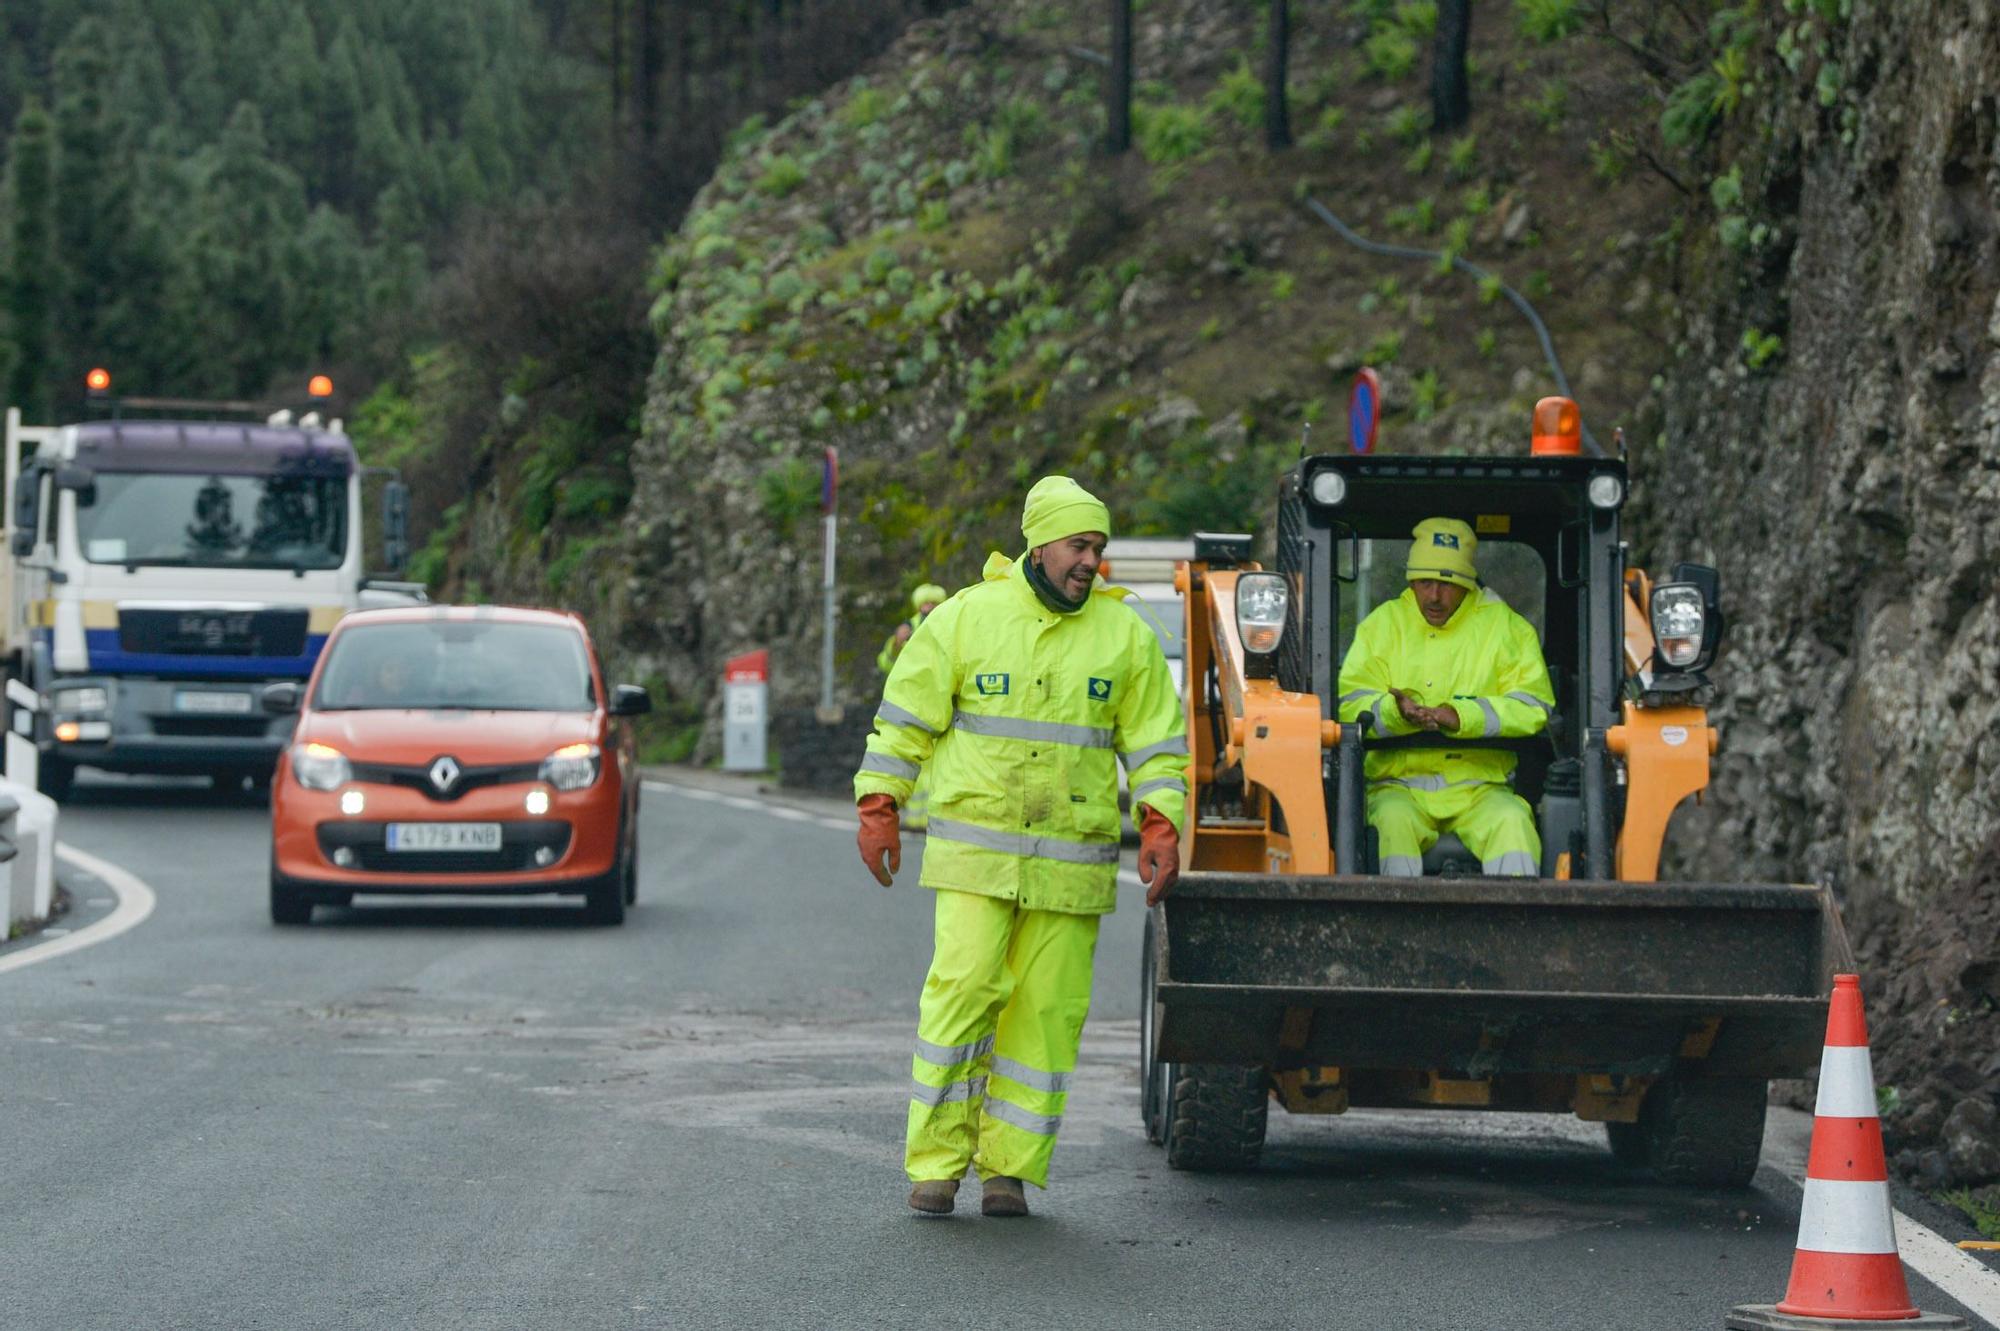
[609, 684, 651, 717]
[262, 682, 301, 715]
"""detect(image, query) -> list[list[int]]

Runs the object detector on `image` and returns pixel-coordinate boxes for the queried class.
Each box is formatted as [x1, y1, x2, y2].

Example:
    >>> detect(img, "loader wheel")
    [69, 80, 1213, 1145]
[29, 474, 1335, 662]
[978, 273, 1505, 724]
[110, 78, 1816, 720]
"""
[1640, 1075, 1767, 1188]
[1604, 1119, 1650, 1168]
[1164, 1064, 1269, 1172]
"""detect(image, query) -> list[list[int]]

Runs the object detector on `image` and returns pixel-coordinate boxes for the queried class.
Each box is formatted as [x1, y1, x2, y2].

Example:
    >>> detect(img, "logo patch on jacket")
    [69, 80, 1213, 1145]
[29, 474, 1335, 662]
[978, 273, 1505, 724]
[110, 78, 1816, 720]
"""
[974, 672, 1010, 696]
[1432, 531, 1460, 549]
[1087, 676, 1113, 702]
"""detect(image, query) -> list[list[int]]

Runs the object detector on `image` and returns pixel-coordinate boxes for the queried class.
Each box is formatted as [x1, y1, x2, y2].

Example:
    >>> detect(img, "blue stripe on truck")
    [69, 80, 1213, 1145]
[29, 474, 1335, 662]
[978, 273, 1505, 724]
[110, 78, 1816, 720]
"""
[83, 629, 328, 679]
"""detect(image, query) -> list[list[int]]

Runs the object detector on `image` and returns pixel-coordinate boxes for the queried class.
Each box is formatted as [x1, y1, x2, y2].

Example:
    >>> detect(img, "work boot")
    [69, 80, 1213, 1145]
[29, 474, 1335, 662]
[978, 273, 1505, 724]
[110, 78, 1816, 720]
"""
[907, 1179, 959, 1215]
[981, 1175, 1029, 1218]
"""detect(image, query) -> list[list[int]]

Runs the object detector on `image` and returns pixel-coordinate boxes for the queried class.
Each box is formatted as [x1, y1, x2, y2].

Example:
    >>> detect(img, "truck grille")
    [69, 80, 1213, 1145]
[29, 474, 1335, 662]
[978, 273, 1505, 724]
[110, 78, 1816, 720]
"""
[119, 607, 310, 658]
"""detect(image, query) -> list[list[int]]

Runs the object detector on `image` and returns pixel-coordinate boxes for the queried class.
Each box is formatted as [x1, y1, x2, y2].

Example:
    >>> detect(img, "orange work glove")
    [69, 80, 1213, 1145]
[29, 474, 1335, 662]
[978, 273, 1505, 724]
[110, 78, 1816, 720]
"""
[857, 793, 901, 887]
[1137, 805, 1180, 907]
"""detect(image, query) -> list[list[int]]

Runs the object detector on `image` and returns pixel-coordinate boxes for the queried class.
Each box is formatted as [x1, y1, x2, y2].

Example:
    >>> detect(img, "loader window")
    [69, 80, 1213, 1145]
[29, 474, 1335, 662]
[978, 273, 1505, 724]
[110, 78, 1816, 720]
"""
[1335, 539, 1547, 659]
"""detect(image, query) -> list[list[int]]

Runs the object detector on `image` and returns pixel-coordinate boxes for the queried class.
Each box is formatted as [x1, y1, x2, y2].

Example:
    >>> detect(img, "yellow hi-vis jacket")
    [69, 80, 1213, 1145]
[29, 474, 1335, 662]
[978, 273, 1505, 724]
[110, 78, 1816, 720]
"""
[855, 552, 1189, 915]
[1336, 586, 1556, 787]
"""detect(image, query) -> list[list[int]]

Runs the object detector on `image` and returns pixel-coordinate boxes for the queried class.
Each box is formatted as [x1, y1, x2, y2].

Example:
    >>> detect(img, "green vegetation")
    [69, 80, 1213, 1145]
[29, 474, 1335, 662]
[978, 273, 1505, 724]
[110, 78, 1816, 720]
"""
[1516, 0, 1584, 43]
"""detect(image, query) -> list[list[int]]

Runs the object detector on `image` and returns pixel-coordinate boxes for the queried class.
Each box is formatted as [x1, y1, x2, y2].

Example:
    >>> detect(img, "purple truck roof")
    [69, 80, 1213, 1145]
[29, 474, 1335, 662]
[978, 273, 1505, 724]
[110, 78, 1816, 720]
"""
[70, 420, 356, 478]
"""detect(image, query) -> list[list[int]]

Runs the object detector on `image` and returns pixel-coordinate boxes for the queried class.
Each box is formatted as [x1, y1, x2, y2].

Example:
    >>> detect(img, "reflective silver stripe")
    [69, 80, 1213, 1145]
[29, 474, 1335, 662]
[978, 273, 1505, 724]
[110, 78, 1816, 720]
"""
[1505, 691, 1554, 716]
[1371, 696, 1393, 734]
[859, 752, 920, 781]
[983, 1095, 1063, 1136]
[1338, 689, 1376, 706]
[953, 710, 1112, 749]
[927, 817, 1119, 865]
[991, 1055, 1070, 1095]
[1474, 698, 1501, 738]
[911, 1075, 987, 1108]
[1380, 854, 1423, 877]
[1373, 775, 1491, 793]
[1131, 776, 1186, 802]
[1483, 851, 1538, 876]
[915, 1033, 994, 1066]
[877, 701, 939, 735]
[1120, 734, 1189, 769]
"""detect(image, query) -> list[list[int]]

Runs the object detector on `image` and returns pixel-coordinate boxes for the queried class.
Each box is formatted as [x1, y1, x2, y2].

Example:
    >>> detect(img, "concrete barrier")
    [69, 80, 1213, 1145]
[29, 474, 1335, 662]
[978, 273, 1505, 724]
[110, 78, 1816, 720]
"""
[0, 778, 57, 933]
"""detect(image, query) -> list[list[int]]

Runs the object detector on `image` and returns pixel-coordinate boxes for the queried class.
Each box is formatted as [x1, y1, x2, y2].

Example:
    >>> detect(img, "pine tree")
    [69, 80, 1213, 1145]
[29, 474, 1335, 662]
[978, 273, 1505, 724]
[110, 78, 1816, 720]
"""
[5, 99, 58, 418]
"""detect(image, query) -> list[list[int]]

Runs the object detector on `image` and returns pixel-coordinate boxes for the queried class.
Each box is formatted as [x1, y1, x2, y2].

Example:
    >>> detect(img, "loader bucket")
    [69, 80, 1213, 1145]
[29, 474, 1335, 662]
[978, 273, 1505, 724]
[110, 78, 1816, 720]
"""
[1152, 873, 1853, 1082]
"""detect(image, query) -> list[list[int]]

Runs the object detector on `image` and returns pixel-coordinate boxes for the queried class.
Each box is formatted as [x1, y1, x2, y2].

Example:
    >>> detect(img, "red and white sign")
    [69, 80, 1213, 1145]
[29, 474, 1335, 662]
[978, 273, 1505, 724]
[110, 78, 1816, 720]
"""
[723, 649, 769, 684]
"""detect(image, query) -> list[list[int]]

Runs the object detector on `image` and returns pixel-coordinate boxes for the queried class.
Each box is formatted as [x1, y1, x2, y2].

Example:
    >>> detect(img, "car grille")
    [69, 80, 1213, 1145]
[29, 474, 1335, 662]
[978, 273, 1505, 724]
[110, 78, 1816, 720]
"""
[316, 820, 571, 874]
[348, 760, 543, 802]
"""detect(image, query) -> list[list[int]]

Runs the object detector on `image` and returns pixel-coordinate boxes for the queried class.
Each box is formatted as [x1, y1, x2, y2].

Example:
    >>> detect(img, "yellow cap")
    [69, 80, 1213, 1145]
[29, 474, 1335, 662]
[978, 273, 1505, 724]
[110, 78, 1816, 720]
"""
[1405, 517, 1478, 590]
[911, 583, 947, 610]
[1021, 475, 1112, 549]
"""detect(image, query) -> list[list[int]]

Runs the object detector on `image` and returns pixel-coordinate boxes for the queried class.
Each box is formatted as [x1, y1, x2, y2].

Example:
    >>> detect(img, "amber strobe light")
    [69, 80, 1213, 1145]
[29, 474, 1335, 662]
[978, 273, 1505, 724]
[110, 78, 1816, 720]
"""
[307, 374, 334, 398]
[1530, 396, 1582, 456]
[85, 367, 112, 394]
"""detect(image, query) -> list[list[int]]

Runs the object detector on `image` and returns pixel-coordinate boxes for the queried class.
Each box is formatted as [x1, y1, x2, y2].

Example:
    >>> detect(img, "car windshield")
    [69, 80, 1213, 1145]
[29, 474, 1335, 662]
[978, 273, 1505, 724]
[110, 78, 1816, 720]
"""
[75, 471, 346, 570]
[313, 621, 596, 711]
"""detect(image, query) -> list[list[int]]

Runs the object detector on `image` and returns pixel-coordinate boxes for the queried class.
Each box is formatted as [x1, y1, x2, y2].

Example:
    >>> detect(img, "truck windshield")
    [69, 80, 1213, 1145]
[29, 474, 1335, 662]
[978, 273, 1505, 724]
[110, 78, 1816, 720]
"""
[313, 622, 597, 712]
[74, 471, 346, 570]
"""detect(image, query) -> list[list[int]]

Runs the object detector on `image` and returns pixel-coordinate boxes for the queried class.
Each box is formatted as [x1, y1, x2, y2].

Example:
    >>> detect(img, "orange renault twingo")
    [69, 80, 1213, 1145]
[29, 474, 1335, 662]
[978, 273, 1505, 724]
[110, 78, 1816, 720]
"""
[266, 606, 650, 925]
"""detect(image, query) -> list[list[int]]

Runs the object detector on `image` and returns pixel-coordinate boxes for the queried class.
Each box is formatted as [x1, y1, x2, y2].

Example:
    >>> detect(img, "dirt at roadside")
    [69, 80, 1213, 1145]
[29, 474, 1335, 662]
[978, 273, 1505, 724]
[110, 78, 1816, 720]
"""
[1847, 826, 2000, 1214]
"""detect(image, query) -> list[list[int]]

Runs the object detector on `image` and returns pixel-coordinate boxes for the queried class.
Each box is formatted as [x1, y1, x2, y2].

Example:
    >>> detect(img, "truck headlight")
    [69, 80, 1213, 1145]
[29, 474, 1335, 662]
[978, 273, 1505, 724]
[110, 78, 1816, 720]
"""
[539, 742, 600, 791]
[1650, 584, 1707, 669]
[53, 686, 109, 714]
[1587, 473, 1625, 509]
[1235, 573, 1289, 655]
[291, 742, 352, 792]
[1308, 470, 1347, 506]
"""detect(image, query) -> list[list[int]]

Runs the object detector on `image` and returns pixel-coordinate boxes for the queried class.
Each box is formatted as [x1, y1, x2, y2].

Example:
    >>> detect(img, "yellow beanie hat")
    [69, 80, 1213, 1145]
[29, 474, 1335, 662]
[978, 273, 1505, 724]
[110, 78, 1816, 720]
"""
[911, 583, 948, 610]
[1405, 517, 1479, 590]
[1021, 475, 1112, 549]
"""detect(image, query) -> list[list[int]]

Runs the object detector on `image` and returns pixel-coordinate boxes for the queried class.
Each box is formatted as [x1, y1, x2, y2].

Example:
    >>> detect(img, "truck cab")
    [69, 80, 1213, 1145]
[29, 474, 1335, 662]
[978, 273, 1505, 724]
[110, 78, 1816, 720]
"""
[3, 409, 417, 799]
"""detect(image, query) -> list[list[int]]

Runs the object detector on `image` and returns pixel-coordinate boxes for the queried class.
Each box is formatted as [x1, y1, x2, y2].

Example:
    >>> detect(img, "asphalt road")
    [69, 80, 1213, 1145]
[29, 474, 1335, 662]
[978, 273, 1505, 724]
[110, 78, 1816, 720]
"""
[2, 771, 1993, 1331]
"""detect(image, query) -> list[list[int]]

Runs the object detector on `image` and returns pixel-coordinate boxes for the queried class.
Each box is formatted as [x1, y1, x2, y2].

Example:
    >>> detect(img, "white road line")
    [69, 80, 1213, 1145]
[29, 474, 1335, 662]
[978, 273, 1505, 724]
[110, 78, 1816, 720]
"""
[765, 807, 815, 823]
[1766, 1107, 2000, 1325]
[814, 817, 852, 832]
[0, 844, 157, 976]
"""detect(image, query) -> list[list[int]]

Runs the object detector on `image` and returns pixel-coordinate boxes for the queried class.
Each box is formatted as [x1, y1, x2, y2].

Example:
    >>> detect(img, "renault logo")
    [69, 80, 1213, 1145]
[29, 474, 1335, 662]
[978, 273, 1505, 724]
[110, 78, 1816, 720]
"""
[429, 756, 461, 792]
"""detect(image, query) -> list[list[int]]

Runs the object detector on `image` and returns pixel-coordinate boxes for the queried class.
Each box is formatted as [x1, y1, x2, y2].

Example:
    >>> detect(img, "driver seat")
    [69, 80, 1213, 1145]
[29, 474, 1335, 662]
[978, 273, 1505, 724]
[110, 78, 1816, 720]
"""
[1422, 831, 1484, 877]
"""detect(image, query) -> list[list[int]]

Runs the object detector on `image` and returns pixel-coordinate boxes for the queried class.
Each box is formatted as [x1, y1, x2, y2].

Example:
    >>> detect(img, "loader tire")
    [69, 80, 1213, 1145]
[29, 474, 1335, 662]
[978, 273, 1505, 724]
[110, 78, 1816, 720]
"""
[1641, 1075, 1766, 1188]
[1604, 1119, 1650, 1168]
[1140, 909, 1170, 1144]
[1164, 1064, 1269, 1172]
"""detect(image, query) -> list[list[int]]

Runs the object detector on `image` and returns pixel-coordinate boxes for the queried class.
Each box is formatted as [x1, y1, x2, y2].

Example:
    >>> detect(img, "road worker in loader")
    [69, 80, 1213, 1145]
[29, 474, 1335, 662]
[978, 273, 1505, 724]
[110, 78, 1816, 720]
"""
[1337, 517, 1555, 877]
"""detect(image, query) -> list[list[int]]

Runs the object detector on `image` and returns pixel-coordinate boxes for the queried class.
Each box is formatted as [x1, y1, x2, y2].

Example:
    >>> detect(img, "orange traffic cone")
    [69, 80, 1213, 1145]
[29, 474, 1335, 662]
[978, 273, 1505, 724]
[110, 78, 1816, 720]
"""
[1726, 974, 1968, 1330]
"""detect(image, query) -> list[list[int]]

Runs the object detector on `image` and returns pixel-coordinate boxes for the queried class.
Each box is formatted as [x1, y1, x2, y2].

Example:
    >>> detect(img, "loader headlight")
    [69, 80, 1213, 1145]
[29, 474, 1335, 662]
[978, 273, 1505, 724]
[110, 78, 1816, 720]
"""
[538, 742, 600, 791]
[1587, 473, 1625, 509]
[1308, 469, 1348, 506]
[1650, 584, 1707, 669]
[291, 742, 352, 792]
[1235, 573, 1290, 656]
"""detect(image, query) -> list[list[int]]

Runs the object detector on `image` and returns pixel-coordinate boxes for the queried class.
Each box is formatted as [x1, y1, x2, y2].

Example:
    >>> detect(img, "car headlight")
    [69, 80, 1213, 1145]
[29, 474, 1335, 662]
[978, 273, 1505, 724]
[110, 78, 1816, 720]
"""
[539, 742, 600, 791]
[1308, 470, 1347, 506]
[54, 686, 109, 714]
[1650, 584, 1707, 669]
[291, 742, 352, 792]
[1587, 473, 1625, 509]
[1235, 573, 1289, 655]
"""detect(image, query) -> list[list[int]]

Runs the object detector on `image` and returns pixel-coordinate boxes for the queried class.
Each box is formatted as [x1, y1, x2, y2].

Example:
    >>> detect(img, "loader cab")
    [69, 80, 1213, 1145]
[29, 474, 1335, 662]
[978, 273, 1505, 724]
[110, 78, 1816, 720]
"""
[1272, 452, 1631, 878]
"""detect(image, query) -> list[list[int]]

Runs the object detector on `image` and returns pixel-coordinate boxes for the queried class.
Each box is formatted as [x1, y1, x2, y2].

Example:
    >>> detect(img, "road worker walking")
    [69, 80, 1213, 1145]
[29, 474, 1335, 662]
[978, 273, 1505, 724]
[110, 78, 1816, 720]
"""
[1337, 517, 1555, 876]
[854, 476, 1188, 1217]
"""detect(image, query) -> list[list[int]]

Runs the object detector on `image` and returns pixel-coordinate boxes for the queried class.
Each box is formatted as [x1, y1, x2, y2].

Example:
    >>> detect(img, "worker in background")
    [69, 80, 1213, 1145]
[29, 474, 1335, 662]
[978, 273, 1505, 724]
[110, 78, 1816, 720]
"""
[878, 583, 948, 828]
[854, 476, 1188, 1218]
[1337, 517, 1555, 877]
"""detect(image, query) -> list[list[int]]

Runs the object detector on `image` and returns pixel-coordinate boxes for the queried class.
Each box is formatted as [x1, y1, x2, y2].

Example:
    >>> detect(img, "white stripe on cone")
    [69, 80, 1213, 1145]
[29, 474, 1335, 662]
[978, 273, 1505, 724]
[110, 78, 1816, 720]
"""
[1813, 1045, 1881, 1120]
[1796, 1177, 1901, 1254]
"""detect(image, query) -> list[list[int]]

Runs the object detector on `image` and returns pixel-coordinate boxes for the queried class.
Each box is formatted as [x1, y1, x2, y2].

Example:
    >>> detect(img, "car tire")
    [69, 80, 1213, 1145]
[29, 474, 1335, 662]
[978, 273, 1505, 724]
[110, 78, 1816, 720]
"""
[270, 869, 314, 926]
[37, 757, 74, 803]
[583, 861, 626, 926]
[621, 818, 639, 907]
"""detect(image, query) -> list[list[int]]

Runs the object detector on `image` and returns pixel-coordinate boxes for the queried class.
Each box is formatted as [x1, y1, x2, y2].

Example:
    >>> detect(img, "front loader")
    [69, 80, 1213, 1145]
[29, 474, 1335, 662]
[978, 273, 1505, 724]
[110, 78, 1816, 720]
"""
[1141, 397, 1852, 1186]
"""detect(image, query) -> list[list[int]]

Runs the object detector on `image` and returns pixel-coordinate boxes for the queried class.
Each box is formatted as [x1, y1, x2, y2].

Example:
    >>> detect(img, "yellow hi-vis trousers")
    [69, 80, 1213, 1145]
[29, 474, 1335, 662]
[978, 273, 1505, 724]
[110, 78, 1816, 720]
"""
[1366, 779, 1540, 876]
[906, 889, 1100, 1189]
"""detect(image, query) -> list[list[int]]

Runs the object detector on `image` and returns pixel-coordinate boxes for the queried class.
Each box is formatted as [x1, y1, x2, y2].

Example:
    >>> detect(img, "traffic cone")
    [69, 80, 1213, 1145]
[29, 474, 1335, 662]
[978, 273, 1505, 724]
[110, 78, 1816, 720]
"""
[1725, 974, 1968, 1330]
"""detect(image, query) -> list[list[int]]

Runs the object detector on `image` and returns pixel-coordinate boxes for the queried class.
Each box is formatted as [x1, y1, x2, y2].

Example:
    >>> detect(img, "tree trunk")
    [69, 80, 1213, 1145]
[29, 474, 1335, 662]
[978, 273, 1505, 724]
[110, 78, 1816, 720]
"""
[1431, 0, 1473, 133]
[1107, 0, 1132, 154]
[1265, 0, 1291, 149]
[636, 0, 664, 144]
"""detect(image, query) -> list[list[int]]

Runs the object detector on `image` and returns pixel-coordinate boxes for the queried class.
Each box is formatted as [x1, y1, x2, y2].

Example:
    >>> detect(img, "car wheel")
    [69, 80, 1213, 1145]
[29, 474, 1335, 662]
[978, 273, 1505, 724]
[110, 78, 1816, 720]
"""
[270, 868, 313, 926]
[621, 826, 639, 906]
[583, 862, 626, 926]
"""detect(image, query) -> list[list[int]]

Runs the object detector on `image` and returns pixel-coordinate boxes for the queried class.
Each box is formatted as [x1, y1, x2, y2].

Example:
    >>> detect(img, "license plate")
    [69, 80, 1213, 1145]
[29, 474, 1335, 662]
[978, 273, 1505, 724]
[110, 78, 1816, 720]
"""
[175, 690, 253, 714]
[385, 823, 502, 852]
